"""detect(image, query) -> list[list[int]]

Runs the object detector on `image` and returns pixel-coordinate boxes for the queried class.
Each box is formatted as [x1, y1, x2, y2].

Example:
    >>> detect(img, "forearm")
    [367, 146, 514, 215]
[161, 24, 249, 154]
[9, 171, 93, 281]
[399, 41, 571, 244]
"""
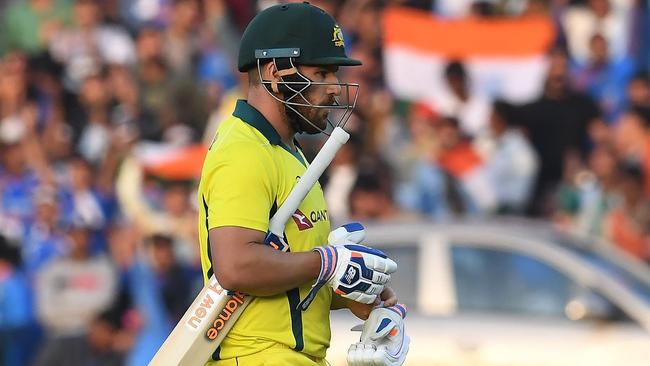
[213, 241, 321, 296]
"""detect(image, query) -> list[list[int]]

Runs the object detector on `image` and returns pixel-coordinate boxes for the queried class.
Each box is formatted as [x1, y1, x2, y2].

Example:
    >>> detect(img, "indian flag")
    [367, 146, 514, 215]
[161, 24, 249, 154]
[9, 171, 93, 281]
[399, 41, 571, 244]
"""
[133, 143, 207, 180]
[382, 7, 556, 104]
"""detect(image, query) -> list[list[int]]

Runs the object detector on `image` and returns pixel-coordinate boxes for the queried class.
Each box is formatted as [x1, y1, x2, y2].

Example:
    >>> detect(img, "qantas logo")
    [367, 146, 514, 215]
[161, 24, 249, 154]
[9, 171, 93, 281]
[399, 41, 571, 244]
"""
[291, 209, 314, 231]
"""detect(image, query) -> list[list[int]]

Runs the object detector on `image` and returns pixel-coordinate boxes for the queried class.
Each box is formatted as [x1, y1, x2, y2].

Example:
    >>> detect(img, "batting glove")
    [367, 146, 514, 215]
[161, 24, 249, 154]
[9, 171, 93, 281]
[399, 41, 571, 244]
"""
[298, 223, 397, 310]
[348, 304, 410, 366]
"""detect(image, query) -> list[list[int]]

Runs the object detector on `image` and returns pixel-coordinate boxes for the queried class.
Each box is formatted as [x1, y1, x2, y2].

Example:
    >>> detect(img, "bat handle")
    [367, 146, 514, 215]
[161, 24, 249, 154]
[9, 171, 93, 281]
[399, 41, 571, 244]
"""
[268, 127, 349, 236]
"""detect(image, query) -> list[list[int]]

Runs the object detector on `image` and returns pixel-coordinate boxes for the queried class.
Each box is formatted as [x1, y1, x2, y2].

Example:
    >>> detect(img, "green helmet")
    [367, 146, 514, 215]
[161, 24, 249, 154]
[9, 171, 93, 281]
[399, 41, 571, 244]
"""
[238, 2, 361, 72]
[238, 2, 361, 135]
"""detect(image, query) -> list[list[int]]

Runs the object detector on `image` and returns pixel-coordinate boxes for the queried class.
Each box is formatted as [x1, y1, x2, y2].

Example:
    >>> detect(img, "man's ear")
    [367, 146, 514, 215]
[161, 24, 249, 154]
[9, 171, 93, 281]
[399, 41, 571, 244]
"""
[261, 61, 281, 83]
[261, 61, 287, 94]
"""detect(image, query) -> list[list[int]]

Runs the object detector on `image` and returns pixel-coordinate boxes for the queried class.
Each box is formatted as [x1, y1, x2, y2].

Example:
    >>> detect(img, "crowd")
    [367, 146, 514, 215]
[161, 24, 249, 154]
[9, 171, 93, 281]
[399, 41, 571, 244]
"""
[0, 0, 649, 365]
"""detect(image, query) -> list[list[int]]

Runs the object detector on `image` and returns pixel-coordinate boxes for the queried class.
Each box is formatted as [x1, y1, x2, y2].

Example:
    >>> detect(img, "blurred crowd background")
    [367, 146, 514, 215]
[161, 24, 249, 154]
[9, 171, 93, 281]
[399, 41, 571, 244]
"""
[0, 0, 649, 365]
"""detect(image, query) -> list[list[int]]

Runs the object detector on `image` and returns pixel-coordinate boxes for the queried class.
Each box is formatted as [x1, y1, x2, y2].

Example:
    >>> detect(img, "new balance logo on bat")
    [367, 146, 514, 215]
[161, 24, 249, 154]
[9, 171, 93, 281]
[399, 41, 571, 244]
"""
[186, 281, 225, 330]
[205, 292, 246, 340]
[291, 209, 313, 231]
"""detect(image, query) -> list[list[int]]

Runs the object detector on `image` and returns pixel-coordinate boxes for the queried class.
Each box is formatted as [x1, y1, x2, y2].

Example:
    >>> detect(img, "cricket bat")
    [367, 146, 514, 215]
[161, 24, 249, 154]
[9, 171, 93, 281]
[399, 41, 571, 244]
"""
[148, 127, 350, 365]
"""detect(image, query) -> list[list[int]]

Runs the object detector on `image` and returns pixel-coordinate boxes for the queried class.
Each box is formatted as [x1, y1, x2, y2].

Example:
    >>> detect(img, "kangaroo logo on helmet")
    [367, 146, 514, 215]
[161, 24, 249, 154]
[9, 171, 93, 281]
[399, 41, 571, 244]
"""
[332, 25, 345, 47]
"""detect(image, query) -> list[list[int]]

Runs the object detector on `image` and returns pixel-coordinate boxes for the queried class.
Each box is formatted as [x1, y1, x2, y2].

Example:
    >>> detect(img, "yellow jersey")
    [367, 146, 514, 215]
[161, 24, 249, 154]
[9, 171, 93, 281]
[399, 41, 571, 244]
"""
[197, 100, 332, 362]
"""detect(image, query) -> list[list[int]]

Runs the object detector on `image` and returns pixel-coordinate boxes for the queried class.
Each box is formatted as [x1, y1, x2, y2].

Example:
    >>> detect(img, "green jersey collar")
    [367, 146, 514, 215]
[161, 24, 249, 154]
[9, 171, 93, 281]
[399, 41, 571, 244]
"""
[233, 99, 281, 145]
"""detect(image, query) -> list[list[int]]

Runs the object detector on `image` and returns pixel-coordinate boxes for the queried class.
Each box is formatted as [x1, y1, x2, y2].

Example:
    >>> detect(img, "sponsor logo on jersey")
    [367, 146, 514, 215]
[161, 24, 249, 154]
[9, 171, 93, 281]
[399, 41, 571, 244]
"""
[292, 209, 314, 231]
[310, 209, 328, 223]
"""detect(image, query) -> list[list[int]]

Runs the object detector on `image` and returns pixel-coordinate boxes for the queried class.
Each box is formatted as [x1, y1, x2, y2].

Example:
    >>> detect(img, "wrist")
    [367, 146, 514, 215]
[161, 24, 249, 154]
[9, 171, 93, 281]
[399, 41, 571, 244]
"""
[312, 246, 336, 283]
[308, 250, 322, 281]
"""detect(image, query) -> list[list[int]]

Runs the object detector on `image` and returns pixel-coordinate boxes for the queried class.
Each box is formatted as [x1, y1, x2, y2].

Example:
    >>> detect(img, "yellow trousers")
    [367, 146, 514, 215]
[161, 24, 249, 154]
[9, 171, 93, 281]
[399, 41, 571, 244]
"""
[206, 344, 327, 366]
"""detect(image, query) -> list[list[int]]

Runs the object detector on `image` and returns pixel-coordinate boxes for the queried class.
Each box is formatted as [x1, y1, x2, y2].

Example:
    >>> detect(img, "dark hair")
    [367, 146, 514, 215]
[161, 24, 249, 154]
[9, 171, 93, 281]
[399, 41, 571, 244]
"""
[444, 60, 466, 80]
[618, 163, 645, 185]
[0, 235, 21, 267]
[630, 71, 650, 84]
[248, 67, 262, 86]
[492, 100, 516, 126]
[630, 105, 650, 127]
[148, 234, 174, 248]
[440, 115, 460, 129]
[352, 173, 384, 193]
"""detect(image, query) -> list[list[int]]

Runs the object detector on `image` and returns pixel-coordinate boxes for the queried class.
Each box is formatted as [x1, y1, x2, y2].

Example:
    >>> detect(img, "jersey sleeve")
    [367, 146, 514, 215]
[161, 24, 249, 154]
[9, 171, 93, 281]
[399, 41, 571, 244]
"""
[201, 142, 277, 232]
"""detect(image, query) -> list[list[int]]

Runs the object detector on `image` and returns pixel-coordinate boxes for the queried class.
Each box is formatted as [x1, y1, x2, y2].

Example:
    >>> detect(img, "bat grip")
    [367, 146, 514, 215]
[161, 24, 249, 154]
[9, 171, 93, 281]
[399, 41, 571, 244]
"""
[268, 127, 349, 236]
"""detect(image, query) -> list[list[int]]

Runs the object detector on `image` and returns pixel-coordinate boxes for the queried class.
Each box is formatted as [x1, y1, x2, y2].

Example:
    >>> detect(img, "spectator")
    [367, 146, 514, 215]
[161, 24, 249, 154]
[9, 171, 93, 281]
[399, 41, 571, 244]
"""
[554, 144, 619, 237]
[485, 101, 539, 214]
[605, 164, 650, 260]
[0, 139, 40, 222]
[0, 235, 40, 366]
[133, 24, 209, 139]
[21, 185, 68, 277]
[397, 115, 490, 218]
[522, 49, 600, 215]
[430, 60, 491, 139]
[137, 56, 171, 119]
[32, 222, 117, 366]
[108, 65, 160, 141]
[562, 0, 633, 63]
[571, 33, 636, 122]
[32, 311, 126, 366]
[435, 116, 497, 213]
[71, 72, 127, 164]
[1, 0, 72, 55]
[82, 312, 127, 366]
[349, 172, 418, 222]
[125, 234, 194, 366]
[613, 108, 646, 161]
[162, 0, 200, 77]
[627, 72, 650, 108]
[49, 0, 136, 92]
[613, 106, 650, 196]
[116, 154, 198, 265]
[59, 155, 121, 254]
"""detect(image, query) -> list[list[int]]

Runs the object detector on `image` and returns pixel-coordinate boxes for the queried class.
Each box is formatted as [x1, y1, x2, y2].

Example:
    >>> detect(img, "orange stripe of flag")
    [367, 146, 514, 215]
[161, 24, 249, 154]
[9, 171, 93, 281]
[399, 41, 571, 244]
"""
[382, 7, 555, 58]
[144, 145, 208, 180]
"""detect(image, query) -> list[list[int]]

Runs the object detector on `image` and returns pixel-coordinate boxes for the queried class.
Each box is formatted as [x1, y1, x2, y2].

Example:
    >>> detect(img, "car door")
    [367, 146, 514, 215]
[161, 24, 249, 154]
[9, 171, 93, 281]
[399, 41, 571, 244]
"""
[437, 244, 650, 366]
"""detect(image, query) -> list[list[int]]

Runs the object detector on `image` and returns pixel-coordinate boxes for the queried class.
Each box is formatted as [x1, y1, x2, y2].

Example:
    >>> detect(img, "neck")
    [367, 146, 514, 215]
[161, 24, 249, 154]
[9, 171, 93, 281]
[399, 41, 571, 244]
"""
[247, 87, 296, 148]
[455, 90, 469, 102]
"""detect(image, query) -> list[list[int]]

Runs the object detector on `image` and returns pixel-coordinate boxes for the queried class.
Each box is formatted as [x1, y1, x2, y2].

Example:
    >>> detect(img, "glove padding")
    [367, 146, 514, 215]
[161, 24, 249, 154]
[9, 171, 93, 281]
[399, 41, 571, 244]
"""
[298, 223, 397, 310]
[347, 304, 410, 366]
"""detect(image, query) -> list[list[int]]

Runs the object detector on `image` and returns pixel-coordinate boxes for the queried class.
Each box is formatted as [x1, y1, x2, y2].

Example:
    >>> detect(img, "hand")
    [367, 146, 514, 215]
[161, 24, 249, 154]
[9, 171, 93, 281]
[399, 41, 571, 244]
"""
[263, 232, 290, 252]
[299, 223, 397, 310]
[348, 304, 410, 366]
[376, 286, 398, 308]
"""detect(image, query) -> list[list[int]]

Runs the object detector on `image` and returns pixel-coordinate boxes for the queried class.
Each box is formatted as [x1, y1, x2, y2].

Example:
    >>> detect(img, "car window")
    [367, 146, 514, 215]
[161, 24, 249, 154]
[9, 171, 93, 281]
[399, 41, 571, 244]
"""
[554, 235, 650, 306]
[451, 246, 580, 317]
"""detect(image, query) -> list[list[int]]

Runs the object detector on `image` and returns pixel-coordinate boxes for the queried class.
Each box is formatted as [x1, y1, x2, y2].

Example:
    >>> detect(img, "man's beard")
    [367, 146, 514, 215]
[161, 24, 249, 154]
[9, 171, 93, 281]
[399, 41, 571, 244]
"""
[286, 94, 333, 135]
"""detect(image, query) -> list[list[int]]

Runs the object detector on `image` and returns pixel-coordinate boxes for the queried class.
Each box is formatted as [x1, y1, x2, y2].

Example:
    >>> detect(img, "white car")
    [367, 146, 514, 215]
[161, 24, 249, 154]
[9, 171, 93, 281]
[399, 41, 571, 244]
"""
[327, 219, 650, 366]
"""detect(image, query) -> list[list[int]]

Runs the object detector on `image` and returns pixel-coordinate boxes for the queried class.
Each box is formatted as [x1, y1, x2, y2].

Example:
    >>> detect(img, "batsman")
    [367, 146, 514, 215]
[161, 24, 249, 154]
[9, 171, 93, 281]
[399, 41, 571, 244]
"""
[197, 2, 410, 366]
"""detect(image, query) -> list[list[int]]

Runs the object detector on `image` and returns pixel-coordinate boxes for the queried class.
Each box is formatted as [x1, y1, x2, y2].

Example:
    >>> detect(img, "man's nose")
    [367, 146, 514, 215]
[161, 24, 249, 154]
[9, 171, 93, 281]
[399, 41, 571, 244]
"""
[326, 76, 342, 97]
